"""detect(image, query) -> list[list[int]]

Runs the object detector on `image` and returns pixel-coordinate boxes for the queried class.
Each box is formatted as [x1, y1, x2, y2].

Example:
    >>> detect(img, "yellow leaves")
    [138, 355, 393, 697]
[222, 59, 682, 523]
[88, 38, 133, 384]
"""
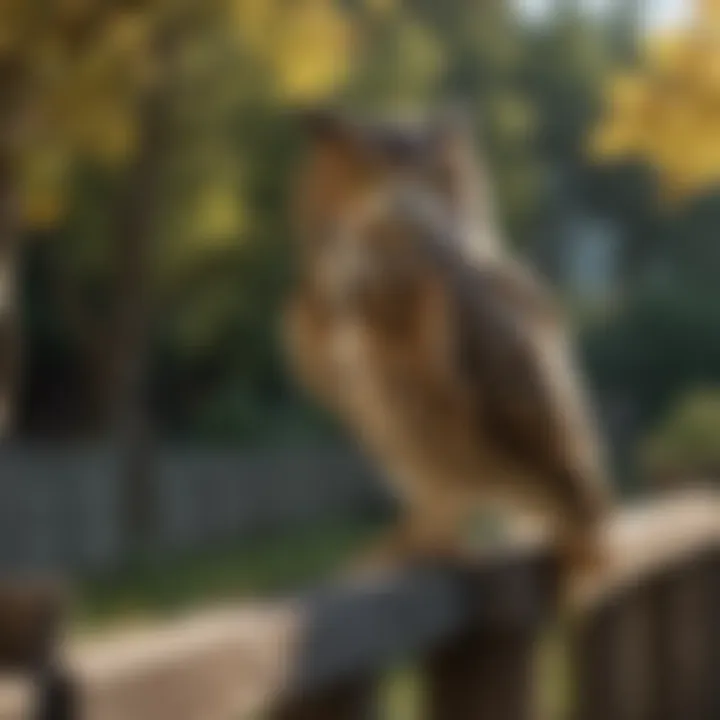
[46, 34, 146, 166]
[54, 0, 97, 26]
[0, 1, 22, 55]
[36, 49, 145, 171]
[59, 12, 152, 105]
[76, 104, 140, 166]
[0, 0, 40, 48]
[643, 33, 691, 79]
[18, 144, 71, 229]
[231, 0, 275, 51]
[192, 181, 245, 244]
[700, 0, 720, 23]
[272, 0, 352, 101]
[101, 11, 154, 71]
[231, 0, 352, 102]
[365, 0, 397, 16]
[588, 74, 651, 161]
[21, 191, 65, 229]
[5, 5, 156, 229]
[158, 168, 245, 302]
[697, 49, 720, 97]
[590, 0, 720, 204]
[6, 0, 354, 235]
[605, 73, 648, 115]
[588, 123, 637, 161]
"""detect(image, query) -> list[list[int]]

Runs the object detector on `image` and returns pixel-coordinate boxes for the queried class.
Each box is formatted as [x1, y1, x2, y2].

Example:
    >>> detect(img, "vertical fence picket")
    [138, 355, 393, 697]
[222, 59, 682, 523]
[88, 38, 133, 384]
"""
[269, 676, 378, 720]
[424, 626, 537, 720]
[572, 589, 652, 720]
[708, 549, 720, 720]
[647, 559, 716, 720]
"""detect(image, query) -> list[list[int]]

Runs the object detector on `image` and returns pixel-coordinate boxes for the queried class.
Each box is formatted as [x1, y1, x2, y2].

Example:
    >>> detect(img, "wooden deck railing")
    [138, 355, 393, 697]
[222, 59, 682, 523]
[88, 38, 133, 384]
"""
[571, 492, 720, 720]
[0, 489, 718, 720]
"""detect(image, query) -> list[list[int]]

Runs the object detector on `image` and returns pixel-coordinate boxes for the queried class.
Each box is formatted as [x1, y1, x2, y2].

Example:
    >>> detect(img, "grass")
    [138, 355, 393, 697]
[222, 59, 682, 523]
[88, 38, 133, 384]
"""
[73, 518, 379, 631]
[383, 665, 423, 720]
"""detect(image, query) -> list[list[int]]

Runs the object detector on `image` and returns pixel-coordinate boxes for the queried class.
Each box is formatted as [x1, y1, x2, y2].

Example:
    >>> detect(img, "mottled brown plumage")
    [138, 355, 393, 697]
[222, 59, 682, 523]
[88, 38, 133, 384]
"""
[283, 110, 613, 575]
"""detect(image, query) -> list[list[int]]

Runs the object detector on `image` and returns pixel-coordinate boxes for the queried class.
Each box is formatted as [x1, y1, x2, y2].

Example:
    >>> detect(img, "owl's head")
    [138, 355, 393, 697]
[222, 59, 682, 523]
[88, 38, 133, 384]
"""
[291, 108, 490, 255]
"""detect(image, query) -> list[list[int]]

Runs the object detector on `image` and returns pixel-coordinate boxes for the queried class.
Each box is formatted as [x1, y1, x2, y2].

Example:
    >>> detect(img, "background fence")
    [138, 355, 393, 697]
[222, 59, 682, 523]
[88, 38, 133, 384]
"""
[0, 446, 386, 574]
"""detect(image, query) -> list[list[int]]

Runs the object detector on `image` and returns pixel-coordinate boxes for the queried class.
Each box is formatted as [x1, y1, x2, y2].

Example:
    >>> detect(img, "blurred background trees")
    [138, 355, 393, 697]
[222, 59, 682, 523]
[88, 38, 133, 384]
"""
[640, 388, 720, 485]
[591, 0, 720, 203]
[0, 0, 158, 437]
[5, 0, 719, 496]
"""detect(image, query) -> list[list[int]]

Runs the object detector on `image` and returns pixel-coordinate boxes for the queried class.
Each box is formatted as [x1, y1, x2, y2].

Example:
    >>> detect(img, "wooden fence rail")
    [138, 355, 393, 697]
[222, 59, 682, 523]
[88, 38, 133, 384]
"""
[0, 489, 718, 720]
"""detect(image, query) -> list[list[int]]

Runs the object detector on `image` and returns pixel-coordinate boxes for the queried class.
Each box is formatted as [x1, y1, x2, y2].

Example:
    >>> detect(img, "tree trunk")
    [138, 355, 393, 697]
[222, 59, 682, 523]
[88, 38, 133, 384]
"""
[0, 52, 28, 440]
[0, 155, 20, 439]
[109, 27, 179, 555]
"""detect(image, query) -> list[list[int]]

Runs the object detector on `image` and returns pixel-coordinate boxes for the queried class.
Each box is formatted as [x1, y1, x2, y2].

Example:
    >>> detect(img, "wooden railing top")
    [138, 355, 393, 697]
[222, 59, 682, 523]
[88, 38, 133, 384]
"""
[0, 488, 717, 720]
[0, 552, 558, 719]
[571, 488, 720, 612]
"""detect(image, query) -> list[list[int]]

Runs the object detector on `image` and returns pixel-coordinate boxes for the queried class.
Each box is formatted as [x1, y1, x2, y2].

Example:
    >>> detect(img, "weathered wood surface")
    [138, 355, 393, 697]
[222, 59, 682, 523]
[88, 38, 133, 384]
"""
[0, 580, 66, 670]
[0, 551, 556, 720]
[571, 490, 720, 720]
[570, 489, 720, 612]
[0, 490, 716, 720]
[425, 626, 538, 720]
[269, 675, 379, 720]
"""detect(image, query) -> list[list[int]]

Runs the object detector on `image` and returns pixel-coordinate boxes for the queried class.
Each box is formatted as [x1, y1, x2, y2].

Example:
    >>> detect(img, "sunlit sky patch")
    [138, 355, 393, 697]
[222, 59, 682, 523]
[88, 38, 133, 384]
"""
[516, 0, 692, 31]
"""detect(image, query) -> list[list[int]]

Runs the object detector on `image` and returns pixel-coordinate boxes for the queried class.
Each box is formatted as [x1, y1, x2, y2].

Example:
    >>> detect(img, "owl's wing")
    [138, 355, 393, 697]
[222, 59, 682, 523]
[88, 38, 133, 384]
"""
[451, 258, 610, 521]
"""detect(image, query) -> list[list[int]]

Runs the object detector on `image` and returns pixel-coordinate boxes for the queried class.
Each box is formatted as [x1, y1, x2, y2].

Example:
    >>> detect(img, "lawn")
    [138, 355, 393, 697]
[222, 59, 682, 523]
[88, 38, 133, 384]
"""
[74, 518, 378, 630]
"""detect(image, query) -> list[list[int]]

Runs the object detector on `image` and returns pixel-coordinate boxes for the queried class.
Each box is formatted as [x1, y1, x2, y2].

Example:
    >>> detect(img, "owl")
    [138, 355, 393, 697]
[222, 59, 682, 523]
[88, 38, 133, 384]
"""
[283, 109, 613, 578]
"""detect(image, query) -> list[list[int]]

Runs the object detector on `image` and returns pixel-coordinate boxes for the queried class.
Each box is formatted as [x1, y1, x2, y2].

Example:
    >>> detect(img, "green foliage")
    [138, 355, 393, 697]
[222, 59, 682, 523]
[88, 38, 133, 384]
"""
[581, 282, 720, 432]
[640, 389, 720, 482]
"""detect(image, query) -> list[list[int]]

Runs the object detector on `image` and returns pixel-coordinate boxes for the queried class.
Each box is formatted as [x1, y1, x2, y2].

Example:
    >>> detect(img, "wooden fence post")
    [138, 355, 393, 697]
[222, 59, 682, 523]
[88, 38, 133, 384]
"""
[710, 549, 720, 720]
[269, 675, 378, 720]
[572, 589, 652, 720]
[424, 625, 537, 720]
[646, 556, 716, 720]
[34, 665, 78, 720]
[421, 554, 557, 720]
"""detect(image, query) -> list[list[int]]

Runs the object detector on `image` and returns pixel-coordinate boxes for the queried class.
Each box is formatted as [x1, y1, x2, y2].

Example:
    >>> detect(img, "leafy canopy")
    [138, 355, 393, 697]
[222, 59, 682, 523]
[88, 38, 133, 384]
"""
[590, 0, 720, 203]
